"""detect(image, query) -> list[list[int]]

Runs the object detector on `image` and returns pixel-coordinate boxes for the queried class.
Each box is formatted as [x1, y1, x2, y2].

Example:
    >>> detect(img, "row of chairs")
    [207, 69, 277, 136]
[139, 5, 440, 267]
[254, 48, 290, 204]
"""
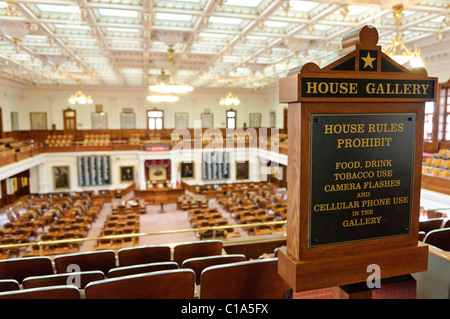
[187, 208, 229, 240]
[111, 199, 147, 215]
[44, 134, 74, 147]
[0, 240, 223, 281]
[22, 198, 103, 257]
[177, 194, 209, 211]
[93, 210, 140, 251]
[219, 188, 287, 236]
[1, 196, 102, 258]
[419, 218, 450, 251]
[0, 240, 288, 298]
[0, 257, 286, 299]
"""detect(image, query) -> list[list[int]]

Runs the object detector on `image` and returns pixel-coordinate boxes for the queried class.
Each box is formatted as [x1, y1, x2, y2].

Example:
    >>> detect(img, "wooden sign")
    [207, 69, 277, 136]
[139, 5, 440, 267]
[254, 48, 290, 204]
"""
[277, 25, 436, 293]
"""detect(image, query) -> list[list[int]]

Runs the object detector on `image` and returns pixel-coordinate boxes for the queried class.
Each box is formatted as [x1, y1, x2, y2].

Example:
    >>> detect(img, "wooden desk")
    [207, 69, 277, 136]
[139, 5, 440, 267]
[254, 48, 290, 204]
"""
[136, 187, 183, 205]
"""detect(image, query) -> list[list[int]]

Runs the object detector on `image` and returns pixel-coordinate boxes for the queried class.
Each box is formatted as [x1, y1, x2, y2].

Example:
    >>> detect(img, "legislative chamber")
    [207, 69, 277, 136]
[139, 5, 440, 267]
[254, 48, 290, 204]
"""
[0, 1, 448, 304]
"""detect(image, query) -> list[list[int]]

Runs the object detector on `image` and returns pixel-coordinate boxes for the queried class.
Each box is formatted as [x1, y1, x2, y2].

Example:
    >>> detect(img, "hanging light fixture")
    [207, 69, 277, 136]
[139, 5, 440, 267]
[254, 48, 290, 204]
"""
[383, 5, 424, 68]
[69, 90, 93, 105]
[69, 80, 93, 105]
[149, 83, 193, 94]
[149, 66, 193, 96]
[219, 92, 240, 106]
[146, 95, 179, 103]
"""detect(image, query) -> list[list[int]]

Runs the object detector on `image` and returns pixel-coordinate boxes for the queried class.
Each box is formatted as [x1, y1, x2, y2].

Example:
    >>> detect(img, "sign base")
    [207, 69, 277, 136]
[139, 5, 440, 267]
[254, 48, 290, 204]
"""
[277, 242, 428, 293]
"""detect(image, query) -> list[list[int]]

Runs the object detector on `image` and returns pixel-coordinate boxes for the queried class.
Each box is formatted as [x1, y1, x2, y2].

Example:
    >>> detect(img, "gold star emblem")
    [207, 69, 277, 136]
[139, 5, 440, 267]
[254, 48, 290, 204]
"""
[361, 52, 376, 69]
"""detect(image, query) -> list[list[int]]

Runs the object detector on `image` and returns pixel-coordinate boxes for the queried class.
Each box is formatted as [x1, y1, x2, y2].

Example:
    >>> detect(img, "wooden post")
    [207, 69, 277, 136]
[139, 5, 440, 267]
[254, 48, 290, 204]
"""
[277, 25, 436, 295]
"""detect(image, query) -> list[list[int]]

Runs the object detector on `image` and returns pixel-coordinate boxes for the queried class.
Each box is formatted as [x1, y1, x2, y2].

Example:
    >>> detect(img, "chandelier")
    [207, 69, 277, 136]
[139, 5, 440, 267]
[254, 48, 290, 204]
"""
[147, 69, 193, 102]
[149, 83, 193, 94]
[219, 92, 240, 106]
[69, 90, 92, 105]
[146, 95, 179, 103]
[383, 5, 424, 68]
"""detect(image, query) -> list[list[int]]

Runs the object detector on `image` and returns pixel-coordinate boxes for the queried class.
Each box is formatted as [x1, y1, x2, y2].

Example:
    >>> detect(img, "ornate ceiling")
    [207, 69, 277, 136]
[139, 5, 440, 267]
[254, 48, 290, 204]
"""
[0, 0, 448, 91]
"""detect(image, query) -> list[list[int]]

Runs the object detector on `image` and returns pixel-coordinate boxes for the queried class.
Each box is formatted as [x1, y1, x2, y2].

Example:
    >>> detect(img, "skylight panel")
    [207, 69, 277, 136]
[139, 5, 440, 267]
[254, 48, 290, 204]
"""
[224, 0, 263, 7]
[55, 24, 90, 30]
[199, 32, 229, 38]
[24, 35, 48, 40]
[155, 12, 192, 21]
[264, 21, 289, 28]
[37, 4, 80, 14]
[106, 27, 140, 33]
[111, 39, 140, 45]
[209, 16, 243, 25]
[314, 24, 332, 31]
[246, 35, 268, 41]
[290, 0, 319, 12]
[347, 5, 368, 16]
[98, 8, 138, 18]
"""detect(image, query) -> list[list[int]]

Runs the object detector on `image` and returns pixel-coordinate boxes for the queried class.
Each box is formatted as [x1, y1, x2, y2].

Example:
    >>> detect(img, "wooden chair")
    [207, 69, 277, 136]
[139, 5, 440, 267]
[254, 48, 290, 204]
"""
[22, 271, 105, 289]
[173, 240, 223, 266]
[423, 228, 450, 251]
[54, 250, 116, 274]
[85, 269, 195, 299]
[182, 254, 246, 285]
[199, 258, 288, 299]
[443, 219, 450, 228]
[117, 245, 171, 266]
[107, 261, 179, 278]
[419, 218, 445, 241]
[0, 279, 20, 292]
[0, 256, 54, 283]
[0, 285, 81, 299]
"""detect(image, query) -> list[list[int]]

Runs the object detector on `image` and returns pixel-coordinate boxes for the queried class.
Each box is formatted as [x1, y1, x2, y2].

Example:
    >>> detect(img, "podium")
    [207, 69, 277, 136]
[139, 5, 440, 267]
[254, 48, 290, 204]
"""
[277, 25, 436, 295]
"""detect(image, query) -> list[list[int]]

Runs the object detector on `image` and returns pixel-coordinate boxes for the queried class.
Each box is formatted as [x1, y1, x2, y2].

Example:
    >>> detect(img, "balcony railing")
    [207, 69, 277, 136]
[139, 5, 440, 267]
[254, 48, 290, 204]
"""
[0, 220, 287, 258]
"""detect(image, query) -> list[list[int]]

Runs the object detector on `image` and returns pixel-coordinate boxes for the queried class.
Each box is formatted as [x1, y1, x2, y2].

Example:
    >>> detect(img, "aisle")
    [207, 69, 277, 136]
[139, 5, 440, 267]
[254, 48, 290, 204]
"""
[80, 196, 244, 252]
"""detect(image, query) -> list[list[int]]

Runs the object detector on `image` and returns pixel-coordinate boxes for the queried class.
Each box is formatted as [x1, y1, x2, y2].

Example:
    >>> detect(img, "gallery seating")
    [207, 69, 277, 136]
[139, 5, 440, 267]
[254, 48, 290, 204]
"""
[422, 148, 450, 178]
[44, 134, 74, 147]
[0, 285, 81, 299]
[423, 228, 450, 251]
[107, 261, 179, 278]
[84, 269, 195, 299]
[181, 254, 246, 285]
[0, 279, 20, 292]
[199, 258, 288, 299]
[419, 218, 446, 241]
[0, 256, 53, 283]
[83, 134, 111, 146]
[173, 240, 223, 266]
[53, 250, 116, 274]
[117, 245, 171, 266]
[22, 271, 105, 289]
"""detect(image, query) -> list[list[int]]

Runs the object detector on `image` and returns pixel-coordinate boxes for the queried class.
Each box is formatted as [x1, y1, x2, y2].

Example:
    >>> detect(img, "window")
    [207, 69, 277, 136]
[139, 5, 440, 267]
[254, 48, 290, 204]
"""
[226, 109, 236, 129]
[147, 110, 163, 130]
[437, 83, 450, 142]
[424, 102, 434, 141]
[446, 89, 450, 141]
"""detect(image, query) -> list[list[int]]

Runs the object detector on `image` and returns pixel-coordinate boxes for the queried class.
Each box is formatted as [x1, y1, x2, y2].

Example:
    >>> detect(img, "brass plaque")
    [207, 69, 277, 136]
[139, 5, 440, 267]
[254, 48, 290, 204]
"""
[309, 113, 416, 247]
